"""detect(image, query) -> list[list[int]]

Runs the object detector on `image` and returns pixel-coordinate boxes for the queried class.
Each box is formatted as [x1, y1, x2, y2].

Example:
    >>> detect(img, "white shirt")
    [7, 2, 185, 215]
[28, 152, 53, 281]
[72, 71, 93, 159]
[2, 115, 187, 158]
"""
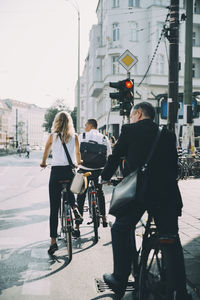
[51, 133, 76, 166]
[78, 129, 112, 170]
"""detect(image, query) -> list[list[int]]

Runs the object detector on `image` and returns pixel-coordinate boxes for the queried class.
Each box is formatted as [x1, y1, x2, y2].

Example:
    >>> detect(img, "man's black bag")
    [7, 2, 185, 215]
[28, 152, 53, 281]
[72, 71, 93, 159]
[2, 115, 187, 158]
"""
[80, 133, 107, 169]
[109, 127, 162, 217]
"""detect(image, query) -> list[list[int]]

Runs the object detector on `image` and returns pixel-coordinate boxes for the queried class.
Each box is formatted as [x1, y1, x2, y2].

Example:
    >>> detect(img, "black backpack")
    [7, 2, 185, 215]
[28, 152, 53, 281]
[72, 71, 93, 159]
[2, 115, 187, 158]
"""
[80, 133, 107, 169]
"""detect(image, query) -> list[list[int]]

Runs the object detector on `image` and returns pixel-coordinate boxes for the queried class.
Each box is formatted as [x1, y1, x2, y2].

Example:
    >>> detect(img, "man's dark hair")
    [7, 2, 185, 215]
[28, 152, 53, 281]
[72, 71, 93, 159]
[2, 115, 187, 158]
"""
[87, 119, 98, 129]
[133, 101, 155, 120]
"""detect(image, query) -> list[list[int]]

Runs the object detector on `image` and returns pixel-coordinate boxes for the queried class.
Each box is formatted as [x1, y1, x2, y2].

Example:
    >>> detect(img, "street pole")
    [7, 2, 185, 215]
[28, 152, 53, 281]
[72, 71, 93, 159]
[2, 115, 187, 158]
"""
[77, 9, 80, 133]
[16, 108, 18, 148]
[182, 0, 194, 152]
[167, 0, 180, 133]
[65, 0, 80, 133]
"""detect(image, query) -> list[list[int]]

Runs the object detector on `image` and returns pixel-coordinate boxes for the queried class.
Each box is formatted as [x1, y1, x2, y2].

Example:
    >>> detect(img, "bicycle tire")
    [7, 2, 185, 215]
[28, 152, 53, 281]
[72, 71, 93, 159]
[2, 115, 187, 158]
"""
[91, 194, 99, 243]
[138, 239, 176, 300]
[64, 202, 73, 261]
[190, 160, 200, 178]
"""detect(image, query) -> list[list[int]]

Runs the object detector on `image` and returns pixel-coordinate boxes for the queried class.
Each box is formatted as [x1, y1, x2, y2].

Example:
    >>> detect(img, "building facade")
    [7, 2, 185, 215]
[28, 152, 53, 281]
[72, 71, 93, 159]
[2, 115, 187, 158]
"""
[77, 0, 200, 141]
[0, 99, 47, 149]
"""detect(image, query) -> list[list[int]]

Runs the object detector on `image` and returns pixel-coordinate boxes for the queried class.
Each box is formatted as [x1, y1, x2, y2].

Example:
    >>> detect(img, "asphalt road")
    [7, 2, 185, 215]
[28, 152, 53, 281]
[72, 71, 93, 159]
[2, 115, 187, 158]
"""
[0, 152, 133, 300]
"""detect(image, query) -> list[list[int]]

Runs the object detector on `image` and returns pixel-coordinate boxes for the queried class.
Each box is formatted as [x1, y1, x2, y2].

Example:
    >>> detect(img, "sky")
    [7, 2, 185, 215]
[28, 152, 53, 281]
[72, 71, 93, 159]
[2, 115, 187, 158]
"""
[0, 0, 98, 109]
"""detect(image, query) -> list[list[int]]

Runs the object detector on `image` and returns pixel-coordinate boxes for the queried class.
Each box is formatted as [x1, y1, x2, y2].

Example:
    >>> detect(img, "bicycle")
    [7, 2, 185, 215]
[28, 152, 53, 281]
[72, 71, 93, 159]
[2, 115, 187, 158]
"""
[135, 213, 178, 300]
[104, 179, 179, 299]
[58, 179, 74, 261]
[87, 176, 102, 244]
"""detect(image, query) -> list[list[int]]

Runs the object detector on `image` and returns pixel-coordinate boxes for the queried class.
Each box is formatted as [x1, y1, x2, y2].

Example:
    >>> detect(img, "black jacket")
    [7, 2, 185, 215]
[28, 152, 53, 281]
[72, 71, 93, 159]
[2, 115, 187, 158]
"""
[101, 119, 183, 214]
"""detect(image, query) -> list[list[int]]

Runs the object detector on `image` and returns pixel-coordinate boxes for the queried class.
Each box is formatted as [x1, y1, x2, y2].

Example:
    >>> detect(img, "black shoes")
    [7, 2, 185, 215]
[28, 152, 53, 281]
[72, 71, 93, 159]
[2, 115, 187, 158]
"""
[48, 242, 58, 255]
[72, 229, 80, 238]
[73, 209, 83, 225]
[103, 273, 126, 298]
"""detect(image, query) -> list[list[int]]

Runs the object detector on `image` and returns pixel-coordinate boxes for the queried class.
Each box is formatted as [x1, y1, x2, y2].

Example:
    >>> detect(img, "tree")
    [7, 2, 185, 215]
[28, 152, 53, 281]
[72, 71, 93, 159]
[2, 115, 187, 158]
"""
[43, 99, 77, 133]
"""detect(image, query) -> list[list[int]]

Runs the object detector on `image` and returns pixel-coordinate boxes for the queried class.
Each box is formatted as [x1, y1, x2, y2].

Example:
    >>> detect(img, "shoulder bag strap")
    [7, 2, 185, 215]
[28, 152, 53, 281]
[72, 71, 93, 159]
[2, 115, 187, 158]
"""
[58, 133, 74, 168]
[144, 126, 163, 166]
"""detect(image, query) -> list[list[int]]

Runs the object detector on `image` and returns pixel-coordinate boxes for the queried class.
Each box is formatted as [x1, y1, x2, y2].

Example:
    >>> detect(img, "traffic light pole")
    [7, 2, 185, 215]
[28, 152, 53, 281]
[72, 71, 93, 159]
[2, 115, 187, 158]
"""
[182, 0, 194, 152]
[167, 0, 179, 133]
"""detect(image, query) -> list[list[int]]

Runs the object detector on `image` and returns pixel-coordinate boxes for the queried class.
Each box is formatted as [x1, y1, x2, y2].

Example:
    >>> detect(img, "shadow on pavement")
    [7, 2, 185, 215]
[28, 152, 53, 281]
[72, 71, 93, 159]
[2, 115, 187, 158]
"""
[0, 240, 70, 295]
[183, 235, 200, 298]
[0, 202, 49, 230]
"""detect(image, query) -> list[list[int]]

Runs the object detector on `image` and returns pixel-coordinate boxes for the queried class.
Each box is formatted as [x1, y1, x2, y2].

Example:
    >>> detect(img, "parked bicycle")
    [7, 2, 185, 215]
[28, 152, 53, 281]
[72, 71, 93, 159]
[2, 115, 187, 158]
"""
[177, 152, 200, 180]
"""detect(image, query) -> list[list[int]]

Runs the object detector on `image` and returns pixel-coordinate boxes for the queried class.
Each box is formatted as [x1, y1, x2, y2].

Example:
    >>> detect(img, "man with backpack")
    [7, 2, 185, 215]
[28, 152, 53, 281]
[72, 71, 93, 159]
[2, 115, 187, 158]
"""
[74, 119, 112, 237]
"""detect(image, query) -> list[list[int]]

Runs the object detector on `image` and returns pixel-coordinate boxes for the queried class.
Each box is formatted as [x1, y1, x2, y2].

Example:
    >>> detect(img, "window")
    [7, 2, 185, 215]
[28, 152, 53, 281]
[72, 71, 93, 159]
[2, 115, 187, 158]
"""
[192, 63, 195, 78]
[193, 32, 196, 46]
[81, 100, 84, 111]
[194, 0, 200, 14]
[129, 22, 138, 41]
[113, 23, 120, 41]
[147, 22, 151, 41]
[112, 0, 119, 8]
[128, 0, 140, 7]
[156, 54, 164, 74]
[157, 22, 164, 40]
[112, 56, 120, 74]
[193, 59, 200, 78]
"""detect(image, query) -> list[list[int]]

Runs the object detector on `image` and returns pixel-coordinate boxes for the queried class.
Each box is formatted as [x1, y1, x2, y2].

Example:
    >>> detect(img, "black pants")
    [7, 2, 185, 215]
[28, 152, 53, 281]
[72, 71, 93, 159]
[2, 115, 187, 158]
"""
[111, 205, 187, 293]
[49, 166, 75, 238]
[77, 169, 106, 217]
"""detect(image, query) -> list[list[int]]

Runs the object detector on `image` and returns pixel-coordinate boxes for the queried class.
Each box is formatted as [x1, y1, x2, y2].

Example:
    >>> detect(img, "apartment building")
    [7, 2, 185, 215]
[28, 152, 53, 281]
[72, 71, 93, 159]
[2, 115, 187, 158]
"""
[0, 99, 46, 148]
[77, 0, 200, 139]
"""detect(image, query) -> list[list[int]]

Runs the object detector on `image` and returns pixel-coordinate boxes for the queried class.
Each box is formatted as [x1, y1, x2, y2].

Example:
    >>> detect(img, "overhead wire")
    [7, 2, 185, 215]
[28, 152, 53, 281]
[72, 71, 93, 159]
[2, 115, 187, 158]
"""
[137, 10, 170, 87]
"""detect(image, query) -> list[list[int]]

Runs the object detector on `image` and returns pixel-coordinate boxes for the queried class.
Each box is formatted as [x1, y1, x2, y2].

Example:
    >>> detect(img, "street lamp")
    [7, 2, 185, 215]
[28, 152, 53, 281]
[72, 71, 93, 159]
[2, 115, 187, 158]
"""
[65, 0, 80, 133]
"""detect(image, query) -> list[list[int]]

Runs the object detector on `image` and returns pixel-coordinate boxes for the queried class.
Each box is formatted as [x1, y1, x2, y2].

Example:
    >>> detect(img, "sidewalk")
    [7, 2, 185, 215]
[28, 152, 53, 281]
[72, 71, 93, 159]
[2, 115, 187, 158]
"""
[178, 179, 200, 299]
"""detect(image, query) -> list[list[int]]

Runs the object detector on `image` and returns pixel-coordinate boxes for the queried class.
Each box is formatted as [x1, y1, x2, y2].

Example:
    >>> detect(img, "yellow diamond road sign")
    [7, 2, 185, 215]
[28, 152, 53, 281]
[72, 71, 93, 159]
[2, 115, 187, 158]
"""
[118, 49, 138, 71]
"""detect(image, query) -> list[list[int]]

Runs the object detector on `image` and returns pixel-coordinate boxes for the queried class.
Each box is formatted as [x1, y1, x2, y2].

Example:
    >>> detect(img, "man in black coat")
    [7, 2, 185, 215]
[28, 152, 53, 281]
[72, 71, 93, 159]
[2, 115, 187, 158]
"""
[101, 102, 191, 299]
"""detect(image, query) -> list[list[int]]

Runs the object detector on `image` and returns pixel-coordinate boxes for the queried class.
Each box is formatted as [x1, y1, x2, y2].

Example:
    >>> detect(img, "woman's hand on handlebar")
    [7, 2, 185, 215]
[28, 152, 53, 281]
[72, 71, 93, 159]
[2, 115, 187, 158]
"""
[40, 162, 47, 168]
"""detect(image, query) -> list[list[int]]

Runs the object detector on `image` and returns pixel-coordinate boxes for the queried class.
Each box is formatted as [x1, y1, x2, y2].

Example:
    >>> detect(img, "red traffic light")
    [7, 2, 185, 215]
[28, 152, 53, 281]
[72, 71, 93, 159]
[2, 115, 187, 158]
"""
[125, 80, 133, 89]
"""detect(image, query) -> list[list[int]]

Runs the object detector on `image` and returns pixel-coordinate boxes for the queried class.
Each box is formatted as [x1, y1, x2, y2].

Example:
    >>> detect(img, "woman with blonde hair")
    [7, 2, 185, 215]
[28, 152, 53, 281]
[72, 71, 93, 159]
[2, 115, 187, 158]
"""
[40, 111, 83, 254]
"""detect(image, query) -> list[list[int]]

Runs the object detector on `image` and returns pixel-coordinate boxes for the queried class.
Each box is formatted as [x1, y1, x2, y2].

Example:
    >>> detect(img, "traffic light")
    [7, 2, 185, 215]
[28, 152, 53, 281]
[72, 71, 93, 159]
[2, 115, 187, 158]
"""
[120, 101, 132, 116]
[122, 79, 134, 102]
[109, 81, 124, 101]
[109, 79, 134, 102]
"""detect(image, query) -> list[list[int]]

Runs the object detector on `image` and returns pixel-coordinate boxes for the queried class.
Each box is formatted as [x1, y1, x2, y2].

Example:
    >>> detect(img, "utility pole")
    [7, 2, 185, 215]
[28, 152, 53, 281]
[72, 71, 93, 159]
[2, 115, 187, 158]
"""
[167, 0, 180, 133]
[182, 0, 194, 152]
[16, 108, 18, 148]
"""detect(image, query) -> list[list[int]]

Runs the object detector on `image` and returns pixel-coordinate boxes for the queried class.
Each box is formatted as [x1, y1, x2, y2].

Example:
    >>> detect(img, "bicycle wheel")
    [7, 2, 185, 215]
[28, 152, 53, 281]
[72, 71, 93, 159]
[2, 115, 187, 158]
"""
[63, 202, 73, 261]
[139, 239, 176, 300]
[190, 160, 200, 178]
[177, 162, 184, 180]
[91, 194, 99, 243]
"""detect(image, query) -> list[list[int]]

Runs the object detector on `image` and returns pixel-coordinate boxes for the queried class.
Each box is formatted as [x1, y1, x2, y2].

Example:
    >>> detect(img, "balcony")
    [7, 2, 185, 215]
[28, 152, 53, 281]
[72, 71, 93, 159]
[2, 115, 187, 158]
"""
[96, 46, 106, 58]
[107, 41, 122, 55]
[89, 81, 104, 97]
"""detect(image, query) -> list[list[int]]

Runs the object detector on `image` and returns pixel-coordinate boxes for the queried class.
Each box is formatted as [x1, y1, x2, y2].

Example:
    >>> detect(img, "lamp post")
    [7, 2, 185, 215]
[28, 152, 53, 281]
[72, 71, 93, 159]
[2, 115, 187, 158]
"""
[65, 0, 80, 133]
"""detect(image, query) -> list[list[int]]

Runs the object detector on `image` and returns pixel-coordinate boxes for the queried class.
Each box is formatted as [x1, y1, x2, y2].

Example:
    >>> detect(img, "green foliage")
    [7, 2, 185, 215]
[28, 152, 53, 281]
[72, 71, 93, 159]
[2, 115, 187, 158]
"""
[43, 107, 59, 133]
[43, 99, 77, 133]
